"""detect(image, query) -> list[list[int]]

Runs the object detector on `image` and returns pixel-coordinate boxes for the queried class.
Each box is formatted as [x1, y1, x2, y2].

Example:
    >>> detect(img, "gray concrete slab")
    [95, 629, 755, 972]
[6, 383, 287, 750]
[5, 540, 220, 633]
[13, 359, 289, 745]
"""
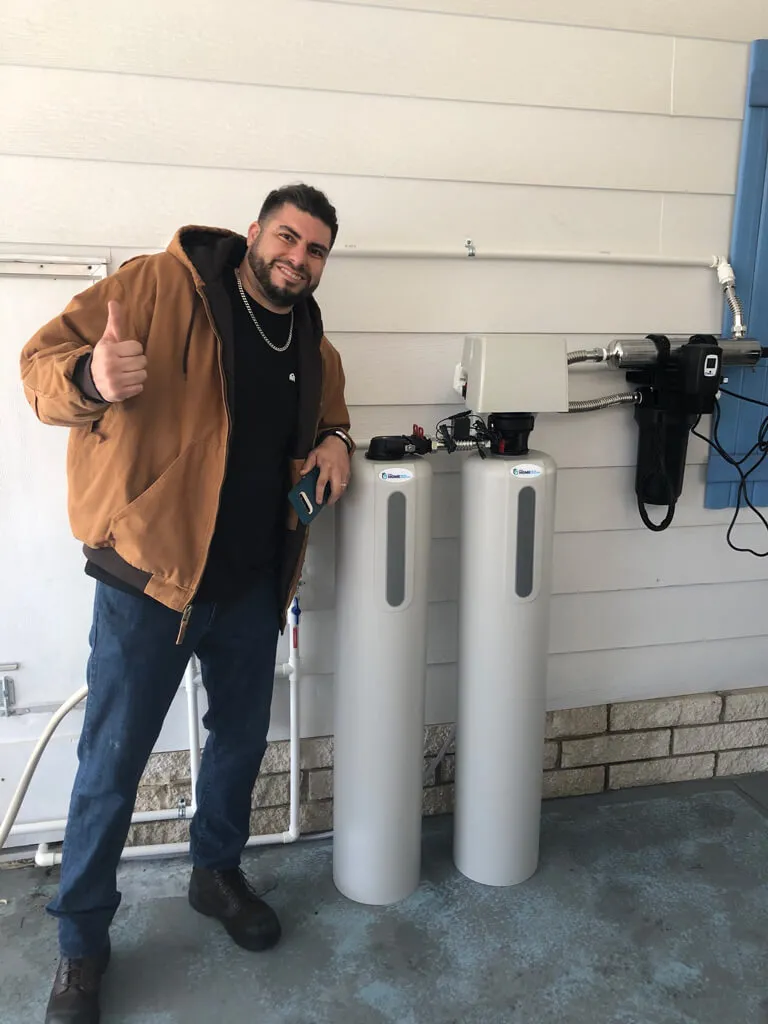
[1, 777, 767, 1024]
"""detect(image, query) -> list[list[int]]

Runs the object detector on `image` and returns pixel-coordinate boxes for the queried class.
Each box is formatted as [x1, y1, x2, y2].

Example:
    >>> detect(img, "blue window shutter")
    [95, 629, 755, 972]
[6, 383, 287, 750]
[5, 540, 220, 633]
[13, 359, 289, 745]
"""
[705, 39, 768, 509]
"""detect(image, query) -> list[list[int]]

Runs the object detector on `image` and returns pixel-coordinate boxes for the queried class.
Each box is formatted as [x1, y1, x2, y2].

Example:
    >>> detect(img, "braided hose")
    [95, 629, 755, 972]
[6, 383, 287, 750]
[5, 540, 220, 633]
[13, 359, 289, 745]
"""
[434, 438, 489, 451]
[568, 348, 608, 365]
[724, 283, 746, 339]
[715, 259, 747, 339]
[451, 439, 489, 450]
[568, 392, 641, 413]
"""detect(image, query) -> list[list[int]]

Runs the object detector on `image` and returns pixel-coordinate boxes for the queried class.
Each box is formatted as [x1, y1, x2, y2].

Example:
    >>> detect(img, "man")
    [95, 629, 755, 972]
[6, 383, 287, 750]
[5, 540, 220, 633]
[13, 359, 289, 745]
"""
[20, 183, 354, 1024]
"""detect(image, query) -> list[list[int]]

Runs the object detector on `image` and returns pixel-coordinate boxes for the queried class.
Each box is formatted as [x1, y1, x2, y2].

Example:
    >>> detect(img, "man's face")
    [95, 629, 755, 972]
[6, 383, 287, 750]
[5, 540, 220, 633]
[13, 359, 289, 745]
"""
[246, 204, 332, 308]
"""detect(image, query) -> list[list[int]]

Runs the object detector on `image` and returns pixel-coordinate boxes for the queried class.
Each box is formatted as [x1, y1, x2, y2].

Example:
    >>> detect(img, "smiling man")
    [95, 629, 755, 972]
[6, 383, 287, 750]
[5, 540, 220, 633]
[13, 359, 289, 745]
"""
[20, 184, 353, 1024]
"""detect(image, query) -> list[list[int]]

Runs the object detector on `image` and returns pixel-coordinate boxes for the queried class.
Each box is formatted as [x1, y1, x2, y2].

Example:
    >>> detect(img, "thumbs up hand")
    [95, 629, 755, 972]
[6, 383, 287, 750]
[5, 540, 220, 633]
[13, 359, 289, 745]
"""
[90, 300, 148, 403]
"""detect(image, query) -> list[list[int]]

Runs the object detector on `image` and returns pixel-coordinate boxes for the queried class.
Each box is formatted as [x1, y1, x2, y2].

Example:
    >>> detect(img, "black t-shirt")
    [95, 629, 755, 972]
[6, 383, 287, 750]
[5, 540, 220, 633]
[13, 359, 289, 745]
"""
[194, 269, 299, 602]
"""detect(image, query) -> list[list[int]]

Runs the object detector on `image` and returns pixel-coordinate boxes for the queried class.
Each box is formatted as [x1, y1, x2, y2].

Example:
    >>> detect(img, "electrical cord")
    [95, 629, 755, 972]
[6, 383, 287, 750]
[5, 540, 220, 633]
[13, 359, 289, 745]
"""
[690, 390, 768, 557]
[719, 386, 768, 409]
[435, 411, 493, 457]
[636, 412, 678, 531]
[637, 492, 676, 532]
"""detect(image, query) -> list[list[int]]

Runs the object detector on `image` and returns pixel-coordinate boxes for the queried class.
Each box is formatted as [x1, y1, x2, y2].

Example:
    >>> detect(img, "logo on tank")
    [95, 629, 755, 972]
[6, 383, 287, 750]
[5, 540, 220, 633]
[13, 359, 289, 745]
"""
[379, 469, 414, 481]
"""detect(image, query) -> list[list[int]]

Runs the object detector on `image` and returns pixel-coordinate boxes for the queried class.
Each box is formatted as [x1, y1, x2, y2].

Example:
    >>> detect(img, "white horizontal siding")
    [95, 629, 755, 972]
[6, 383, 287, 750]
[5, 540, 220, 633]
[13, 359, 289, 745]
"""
[0, 157, 735, 257]
[265, 614, 768, 732]
[272, 631, 768, 728]
[555, 465, 740, 532]
[0, 157, 671, 253]
[430, 464, 740, 539]
[318, 261, 724, 333]
[1, 1, 751, 118]
[423, 580, 768, 660]
[660, 194, 735, 256]
[418, 634, 768, 723]
[555, 527, 768, 593]
[550, 581, 768, 654]
[548, 636, 768, 710]
[0, 66, 742, 194]
[426, 526, 768, 604]
[280, 580, 768, 670]
[280, 577, 768, 672]
[673, 38, 750, 118]
[0, 0, 674, 116]
[328, 0, 768, 44]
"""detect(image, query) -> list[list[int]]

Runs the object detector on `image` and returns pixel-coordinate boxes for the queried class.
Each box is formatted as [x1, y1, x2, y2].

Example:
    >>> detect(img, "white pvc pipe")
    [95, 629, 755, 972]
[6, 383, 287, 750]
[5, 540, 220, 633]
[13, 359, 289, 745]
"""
[287, 598, 301, 841]
[0, 246, 719, 269]
[35, 840, 192, 865]
[9, 808, 189, 838]
[0, 685, 89, 850]
[31, 597, 305, 868]
[0, 255, 109, 281]
[35, 827, 332, 868]
[11, 657, 286, 845]
[7, 661, 296, 846]
[8, 667, 205, 843]
[0, 253, 108, 265]
[332, 244, 719, 268]
[184, 659, 201, 803]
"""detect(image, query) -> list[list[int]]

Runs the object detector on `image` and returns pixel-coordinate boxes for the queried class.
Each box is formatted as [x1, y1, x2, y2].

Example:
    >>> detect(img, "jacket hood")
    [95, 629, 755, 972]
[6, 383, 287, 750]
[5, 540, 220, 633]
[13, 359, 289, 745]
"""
[167, 225, 324, 340]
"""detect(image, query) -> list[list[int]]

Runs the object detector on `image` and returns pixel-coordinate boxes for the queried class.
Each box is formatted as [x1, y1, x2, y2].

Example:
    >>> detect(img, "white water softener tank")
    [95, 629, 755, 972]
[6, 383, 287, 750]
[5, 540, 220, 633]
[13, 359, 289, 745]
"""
[453, 417, 557, 887]
[333, 452, 432, 904]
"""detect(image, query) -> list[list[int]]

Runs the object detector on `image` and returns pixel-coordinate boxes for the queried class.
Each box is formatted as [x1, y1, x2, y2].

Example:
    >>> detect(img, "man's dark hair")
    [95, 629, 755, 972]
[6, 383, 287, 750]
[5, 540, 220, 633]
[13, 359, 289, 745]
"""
[258, 184, 339, 248]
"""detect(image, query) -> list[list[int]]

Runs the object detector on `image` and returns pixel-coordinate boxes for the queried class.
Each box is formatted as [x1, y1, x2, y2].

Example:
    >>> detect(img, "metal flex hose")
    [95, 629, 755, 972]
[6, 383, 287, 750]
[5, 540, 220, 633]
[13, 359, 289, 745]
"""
[724, 283, 746, 339]
[715, 259, 747, 339]
[568, 392, 641, 413]
[567, 349, 640, 412]
[568, 349, 608, 366]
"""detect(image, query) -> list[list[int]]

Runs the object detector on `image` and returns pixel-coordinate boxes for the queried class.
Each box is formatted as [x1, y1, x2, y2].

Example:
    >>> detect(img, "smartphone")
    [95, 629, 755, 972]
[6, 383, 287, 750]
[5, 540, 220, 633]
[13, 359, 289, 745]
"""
[288, 466, 332, 525]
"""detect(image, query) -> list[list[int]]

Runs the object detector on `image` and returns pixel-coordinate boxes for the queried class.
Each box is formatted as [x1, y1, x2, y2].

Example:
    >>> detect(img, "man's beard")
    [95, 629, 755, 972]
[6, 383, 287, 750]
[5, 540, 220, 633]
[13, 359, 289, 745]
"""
[247, 248, 315, 307]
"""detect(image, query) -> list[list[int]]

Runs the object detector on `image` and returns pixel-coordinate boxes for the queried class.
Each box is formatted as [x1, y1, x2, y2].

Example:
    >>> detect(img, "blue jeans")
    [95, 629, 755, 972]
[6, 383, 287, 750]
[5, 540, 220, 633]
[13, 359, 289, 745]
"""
[47, 577, 280, 957]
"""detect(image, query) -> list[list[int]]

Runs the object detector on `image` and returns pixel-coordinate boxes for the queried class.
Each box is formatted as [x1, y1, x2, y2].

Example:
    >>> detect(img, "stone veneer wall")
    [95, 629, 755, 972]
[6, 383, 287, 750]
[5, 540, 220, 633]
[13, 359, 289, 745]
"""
[129, 688, 768, 847]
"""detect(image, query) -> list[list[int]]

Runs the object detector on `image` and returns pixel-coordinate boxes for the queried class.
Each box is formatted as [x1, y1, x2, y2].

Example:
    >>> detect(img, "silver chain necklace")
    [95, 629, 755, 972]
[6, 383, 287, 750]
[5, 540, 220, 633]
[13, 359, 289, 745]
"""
[235, 268, 293, 353]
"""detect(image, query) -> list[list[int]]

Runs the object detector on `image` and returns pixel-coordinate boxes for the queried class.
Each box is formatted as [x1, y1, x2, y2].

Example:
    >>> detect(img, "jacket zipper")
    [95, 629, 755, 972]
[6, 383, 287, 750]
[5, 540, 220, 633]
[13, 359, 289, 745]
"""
[182, 299, 196, 379]
[176, 285, 232, 646]
[176, 603, 194, 645]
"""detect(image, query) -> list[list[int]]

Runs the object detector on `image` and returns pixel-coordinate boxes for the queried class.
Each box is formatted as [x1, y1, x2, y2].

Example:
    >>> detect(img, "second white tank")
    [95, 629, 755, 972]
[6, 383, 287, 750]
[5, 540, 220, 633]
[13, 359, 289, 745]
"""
[453, 449, 557, 887]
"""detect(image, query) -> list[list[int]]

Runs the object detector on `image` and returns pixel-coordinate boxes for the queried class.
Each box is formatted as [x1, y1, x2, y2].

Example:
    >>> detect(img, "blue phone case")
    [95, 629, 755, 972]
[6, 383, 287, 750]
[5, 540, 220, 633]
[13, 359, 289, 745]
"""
[288, 467, 331, 525]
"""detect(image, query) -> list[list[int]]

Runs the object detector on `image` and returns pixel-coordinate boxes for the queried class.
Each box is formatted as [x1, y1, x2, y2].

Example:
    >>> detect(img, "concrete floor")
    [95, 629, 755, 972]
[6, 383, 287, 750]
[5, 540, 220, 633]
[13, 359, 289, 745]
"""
[2, 775, 768, 1024]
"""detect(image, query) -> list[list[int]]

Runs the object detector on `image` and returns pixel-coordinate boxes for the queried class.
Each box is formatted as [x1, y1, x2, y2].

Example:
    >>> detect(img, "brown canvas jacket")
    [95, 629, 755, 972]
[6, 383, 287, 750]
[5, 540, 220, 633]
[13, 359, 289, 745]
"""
[20, 226, 352, 630]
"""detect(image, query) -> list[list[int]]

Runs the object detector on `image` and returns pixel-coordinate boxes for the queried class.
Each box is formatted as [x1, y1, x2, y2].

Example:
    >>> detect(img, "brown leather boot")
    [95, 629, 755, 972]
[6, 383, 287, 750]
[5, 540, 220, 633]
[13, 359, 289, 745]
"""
[188, 866, 281, 951]
[44, 943, 110, 1024]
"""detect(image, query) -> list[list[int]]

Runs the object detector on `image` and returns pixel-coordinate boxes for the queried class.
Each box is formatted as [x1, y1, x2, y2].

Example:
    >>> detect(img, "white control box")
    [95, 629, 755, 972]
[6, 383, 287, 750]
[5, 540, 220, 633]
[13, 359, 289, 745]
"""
[455, 335, 570, 414]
